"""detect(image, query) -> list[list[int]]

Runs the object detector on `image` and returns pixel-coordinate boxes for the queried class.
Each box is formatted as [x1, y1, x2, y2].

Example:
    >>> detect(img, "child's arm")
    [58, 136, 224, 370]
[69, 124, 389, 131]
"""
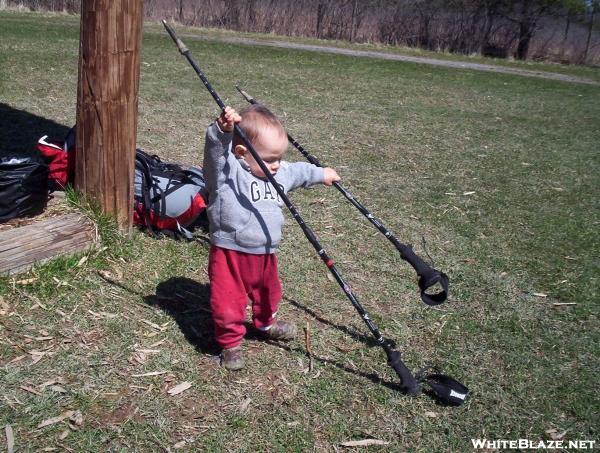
[282, 162, 340, 192]
[202, 107, 241, 182]
[323, 167, 341, 186]
[216, 106, 241, 133]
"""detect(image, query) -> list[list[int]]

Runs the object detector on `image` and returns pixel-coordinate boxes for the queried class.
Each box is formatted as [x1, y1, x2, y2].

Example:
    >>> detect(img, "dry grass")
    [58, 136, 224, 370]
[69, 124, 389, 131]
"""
[1, 10, 599, 452]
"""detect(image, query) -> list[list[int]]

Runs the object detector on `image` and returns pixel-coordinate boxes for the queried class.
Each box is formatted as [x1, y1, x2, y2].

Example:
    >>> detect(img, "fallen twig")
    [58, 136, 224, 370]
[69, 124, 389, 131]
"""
[167, 381, 192, 396]
[19, 385, 42, 396]
[340, 439, 389, 447]
[131, 371, 167, 377]
[304, 321, 313, 372]
[5, 424, 14, 453]
[37, 410, 74, 429]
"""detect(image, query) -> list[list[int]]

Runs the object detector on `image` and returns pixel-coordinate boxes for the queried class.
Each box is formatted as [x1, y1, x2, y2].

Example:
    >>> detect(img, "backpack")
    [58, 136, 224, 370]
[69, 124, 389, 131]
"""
[36, 127, 75, 190]
[0, 154, 49, 223]
[134, 149, 207, 239]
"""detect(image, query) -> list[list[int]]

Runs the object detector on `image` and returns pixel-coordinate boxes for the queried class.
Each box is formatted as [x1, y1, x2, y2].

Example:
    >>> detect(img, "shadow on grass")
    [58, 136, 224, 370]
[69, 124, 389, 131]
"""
[0, 103, 70, 156]
[144, 277, 219, 355]
[112, 276, 412, 394]
[284, 296, 395, 349]
[266, 340, 409, 395]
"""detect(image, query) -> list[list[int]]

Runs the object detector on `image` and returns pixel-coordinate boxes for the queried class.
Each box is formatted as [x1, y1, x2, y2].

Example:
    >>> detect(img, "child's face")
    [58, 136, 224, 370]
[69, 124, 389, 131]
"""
[238, 126, 287, 179]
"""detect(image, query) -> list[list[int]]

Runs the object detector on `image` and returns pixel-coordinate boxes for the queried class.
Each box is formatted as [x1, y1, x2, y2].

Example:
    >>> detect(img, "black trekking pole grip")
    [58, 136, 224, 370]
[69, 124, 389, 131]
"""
[387, 349, 420, 395]
[394, 242, 449, 306]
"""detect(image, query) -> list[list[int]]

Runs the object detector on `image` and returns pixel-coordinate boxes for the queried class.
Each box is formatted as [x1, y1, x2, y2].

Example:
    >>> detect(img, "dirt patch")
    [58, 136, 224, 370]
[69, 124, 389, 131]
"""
[89, 400, 145, 427]
[167, 393, 221, 426]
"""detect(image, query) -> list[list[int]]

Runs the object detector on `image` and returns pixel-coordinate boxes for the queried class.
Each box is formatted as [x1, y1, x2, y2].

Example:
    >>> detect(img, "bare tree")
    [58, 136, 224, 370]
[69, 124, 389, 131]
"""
[496, 0, 562, 59]
[5, 0, 599, 64]
[583, 0, 599, 63]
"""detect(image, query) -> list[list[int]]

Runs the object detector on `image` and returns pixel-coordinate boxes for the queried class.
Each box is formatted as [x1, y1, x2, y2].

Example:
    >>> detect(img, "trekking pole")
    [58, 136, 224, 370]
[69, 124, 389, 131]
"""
[162, 21, 468, 405]
[162, 20, 420, 395]
[235, 86, 449, 307]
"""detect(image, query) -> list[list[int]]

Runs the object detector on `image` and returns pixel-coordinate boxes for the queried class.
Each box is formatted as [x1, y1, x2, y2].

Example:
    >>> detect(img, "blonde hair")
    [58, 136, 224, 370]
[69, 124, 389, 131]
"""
[233, 104, 285, 148]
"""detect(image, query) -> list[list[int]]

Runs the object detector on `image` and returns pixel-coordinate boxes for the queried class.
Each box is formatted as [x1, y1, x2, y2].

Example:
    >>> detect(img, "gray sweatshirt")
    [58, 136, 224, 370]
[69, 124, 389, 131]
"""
[203, 122, 324, 254]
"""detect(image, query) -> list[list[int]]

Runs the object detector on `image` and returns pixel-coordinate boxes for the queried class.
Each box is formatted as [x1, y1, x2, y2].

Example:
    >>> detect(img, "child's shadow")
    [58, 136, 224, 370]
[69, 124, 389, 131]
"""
[143, 277, 218, 355]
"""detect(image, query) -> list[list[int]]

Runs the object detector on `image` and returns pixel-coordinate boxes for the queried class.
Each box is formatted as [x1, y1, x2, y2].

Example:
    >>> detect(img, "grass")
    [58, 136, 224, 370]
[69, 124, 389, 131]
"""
[152, 25, 600, 84]
[2, 9, 600, 83]
[1, 9, 599, 452]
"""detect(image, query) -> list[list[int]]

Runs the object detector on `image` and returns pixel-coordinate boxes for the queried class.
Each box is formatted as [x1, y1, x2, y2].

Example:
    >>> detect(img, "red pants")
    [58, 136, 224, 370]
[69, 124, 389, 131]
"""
[208, 245, 282, 349]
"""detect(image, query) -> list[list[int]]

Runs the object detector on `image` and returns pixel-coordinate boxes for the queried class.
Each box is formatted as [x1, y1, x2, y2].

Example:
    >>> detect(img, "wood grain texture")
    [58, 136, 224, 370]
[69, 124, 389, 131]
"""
[75, 0, 144, 231]
[0, 214, 97, 275]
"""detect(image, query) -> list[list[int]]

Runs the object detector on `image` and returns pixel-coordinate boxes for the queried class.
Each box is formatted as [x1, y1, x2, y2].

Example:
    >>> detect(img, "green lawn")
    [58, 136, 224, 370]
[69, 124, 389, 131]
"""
[1, 10, 599, 452]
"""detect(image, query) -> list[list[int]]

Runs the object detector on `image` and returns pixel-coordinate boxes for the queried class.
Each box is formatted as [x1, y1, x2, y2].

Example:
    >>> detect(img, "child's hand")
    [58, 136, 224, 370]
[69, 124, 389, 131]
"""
[217, 106, 241, 132]
[323, 167, 341, 186]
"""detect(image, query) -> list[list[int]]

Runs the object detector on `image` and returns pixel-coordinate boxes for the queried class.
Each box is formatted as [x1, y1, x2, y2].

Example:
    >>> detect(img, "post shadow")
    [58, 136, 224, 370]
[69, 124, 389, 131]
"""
[143, 276, 219, 355]
[0, 103, 71, 157]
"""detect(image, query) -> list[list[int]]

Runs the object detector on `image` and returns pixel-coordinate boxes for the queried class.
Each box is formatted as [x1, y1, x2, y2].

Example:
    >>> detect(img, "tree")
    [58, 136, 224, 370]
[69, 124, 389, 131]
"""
[583, 0, 599, 63]
[496, 0, 563, 59]
[479, 0, 505, 51]
[560, 0, 586, 55]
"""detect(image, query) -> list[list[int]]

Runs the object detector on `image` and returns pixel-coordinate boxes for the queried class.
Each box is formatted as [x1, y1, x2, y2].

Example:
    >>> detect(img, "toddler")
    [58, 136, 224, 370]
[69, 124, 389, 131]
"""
[203, 104, 340, 370]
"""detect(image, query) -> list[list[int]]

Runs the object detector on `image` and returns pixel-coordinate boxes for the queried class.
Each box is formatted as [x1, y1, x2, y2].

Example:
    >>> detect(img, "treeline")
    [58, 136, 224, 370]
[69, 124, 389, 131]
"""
[5, 0, 599, 65]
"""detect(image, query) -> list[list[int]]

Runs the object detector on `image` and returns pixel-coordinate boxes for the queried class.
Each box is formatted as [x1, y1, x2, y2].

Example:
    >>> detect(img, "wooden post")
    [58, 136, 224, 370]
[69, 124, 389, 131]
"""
[75, 0, 144, 231]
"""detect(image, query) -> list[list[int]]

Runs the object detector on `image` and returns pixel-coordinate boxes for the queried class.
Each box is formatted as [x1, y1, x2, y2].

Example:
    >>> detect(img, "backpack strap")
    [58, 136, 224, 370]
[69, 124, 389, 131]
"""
[176, 221, 194, 240]
[415, 367, 469, 406]
[135, 151, 160, 236]
[136, 150, 171, 221]
[158, 172, 193, 199]
[134, 149, 206, 239]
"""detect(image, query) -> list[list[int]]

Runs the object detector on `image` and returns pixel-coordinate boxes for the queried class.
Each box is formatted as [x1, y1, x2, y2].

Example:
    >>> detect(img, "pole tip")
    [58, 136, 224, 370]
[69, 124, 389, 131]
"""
[235, 84, 254, 103]
[161, 20, 188, 54]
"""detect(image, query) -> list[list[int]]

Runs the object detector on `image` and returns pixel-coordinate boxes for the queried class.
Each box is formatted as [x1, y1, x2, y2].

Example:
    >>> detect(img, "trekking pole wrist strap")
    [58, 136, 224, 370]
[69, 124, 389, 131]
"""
[416, 367, 469, 406]
[396, 242, 449, 305]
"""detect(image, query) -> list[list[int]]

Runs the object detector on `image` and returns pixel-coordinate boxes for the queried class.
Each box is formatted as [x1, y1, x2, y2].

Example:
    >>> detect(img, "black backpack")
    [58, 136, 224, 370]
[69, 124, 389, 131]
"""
[0, 154, 49, 223]
[134, 149, 207, 239]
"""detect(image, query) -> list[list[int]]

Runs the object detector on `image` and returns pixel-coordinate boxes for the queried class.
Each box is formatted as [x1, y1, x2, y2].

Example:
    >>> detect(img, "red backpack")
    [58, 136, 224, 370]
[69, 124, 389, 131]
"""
[36, 129, 208, 238]
[36, 128, 75, 190]
[134, 149, 208, 239]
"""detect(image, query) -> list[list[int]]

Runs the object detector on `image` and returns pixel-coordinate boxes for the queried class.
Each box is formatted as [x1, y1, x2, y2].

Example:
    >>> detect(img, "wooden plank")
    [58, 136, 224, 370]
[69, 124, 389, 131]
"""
[6, 230, 93, 261]
[0, 218, 95, 260]
[4, 239, 93, 275]
[0, 225, 93, 254]
[0, 220, 95, 264]
[0, 214, 97, 275]
[3, 230, 93, 265]
[0, 226, 95, 273]
[0, 214, 93, 246]
[5, 241, 92, 274]
[0, 223, 90, 254]
[0, 215, 76, 244]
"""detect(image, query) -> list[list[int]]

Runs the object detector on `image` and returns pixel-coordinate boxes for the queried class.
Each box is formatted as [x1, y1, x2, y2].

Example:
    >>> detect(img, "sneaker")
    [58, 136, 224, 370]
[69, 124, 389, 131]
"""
[262, 320, 297, 341]
[221, 346, 244, 371]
